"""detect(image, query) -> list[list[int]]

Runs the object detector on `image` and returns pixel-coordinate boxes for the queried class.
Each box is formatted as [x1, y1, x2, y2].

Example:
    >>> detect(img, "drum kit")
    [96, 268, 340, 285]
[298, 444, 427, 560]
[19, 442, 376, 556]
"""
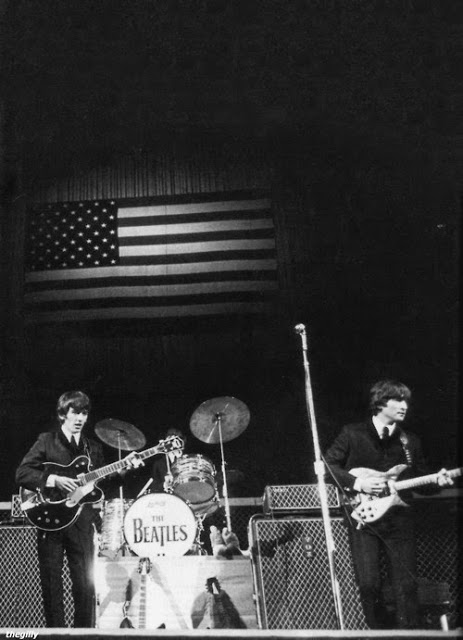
[95, 396, 250, 559]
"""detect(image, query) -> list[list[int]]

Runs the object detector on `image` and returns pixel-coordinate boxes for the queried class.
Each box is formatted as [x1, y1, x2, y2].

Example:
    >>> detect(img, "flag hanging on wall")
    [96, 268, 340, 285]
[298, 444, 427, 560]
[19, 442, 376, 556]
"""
[24, 195, 278, 323]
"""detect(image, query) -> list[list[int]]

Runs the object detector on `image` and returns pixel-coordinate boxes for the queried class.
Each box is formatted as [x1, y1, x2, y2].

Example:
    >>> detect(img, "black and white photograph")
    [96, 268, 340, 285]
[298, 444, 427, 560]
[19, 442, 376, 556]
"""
[0, 1, 460, 636]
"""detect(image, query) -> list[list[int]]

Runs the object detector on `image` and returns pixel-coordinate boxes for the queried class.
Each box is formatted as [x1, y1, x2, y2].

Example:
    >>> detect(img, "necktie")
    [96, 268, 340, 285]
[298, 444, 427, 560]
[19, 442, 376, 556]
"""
[381, 426, 390, 440]
[71, 436, 79, 452]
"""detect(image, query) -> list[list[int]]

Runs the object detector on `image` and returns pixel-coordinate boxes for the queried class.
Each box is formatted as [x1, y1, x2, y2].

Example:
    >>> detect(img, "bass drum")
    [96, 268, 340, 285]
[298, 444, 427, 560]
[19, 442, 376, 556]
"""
[123, 493, 196, 558]
[170, 454, 217, 504]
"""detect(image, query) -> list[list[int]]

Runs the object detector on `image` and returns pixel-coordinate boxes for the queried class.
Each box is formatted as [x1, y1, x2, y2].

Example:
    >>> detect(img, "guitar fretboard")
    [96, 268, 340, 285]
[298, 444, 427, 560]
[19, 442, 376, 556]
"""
[139, 575, 147, 629]
[396, 467, 462, 491]
[78, 438, 182, 486]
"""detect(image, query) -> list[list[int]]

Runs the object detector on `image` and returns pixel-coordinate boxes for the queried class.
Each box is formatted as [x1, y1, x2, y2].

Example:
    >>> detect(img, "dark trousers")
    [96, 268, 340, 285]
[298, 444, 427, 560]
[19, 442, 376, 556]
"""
[36, 518, 95, 627]
[349, 514, 418, 629]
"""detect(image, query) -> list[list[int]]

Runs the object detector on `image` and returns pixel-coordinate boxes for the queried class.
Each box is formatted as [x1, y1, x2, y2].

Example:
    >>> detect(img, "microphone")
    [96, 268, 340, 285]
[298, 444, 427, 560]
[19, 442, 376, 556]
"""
[294, 323, 308, 350]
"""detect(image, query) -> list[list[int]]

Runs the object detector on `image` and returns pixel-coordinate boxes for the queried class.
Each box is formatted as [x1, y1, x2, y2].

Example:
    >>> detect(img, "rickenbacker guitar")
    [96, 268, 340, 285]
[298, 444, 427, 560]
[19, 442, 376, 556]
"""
[349, 464, 462, 525]
[19, 435, 183, 531]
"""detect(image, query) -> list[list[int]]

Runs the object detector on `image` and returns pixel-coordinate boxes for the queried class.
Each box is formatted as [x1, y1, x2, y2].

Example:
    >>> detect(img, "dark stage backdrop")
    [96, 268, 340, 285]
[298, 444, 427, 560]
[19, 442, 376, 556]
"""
[1, 136, 459, 501]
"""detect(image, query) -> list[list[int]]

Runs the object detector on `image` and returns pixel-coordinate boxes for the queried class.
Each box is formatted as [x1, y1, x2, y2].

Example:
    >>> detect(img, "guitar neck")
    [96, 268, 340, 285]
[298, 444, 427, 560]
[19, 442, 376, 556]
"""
[80, 444, 165, 485]
[396, 467, 462, 492]
[139, 576, 147, 629]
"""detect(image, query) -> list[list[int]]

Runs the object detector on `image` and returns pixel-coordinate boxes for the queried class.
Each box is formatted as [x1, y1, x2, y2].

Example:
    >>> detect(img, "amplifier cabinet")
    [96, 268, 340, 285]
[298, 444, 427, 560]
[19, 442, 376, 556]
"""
[0, 525, 74, 627]
[263, 484, 340, 515]
[249, 515, 366, 630]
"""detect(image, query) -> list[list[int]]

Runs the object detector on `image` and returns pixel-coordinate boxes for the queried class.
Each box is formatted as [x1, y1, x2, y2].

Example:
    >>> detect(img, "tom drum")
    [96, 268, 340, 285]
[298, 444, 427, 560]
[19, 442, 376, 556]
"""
[170, 454, 217, 504]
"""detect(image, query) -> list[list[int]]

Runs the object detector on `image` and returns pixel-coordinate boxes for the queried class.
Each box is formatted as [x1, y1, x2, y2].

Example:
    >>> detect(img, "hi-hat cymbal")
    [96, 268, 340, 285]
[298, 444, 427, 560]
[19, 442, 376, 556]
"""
[190, 396, 250, 444]
[95, 418, 146, 451]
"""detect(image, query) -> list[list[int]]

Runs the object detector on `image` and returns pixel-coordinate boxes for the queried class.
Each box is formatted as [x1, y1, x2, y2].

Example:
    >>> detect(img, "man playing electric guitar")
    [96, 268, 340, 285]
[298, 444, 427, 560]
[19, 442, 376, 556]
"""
[324, 379, 454, 630]
[15, 390, 143, 628]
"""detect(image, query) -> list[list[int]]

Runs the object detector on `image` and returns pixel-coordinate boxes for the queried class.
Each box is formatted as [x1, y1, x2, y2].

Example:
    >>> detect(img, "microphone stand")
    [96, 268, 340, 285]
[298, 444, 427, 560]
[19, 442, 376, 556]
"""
[295, 323, 345, 630]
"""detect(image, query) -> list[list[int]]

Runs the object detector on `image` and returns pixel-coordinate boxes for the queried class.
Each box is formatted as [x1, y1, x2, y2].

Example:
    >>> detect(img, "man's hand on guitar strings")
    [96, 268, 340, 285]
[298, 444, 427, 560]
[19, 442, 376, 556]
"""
[55, 476, 80, 493]
[358, 475, 388, 495]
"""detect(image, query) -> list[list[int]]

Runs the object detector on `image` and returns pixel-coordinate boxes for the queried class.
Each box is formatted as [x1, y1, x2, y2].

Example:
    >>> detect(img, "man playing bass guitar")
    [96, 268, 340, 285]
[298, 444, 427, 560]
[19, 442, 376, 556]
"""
[324, 379, 454, 630]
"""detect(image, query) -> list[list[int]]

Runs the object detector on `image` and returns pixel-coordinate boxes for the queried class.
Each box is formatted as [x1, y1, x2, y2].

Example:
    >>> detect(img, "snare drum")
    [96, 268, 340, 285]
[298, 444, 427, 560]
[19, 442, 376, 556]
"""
[123, 493, 196, 558]
[100, 498, 133, 556]
[170, 454, 217, 504]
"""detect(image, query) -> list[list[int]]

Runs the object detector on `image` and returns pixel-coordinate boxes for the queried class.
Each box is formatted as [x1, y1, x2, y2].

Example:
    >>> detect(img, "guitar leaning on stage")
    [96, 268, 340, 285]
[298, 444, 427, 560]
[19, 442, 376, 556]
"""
[19, 435, 183, 531]
[119, 558, 166, 630]
[349, 464, 462, 525]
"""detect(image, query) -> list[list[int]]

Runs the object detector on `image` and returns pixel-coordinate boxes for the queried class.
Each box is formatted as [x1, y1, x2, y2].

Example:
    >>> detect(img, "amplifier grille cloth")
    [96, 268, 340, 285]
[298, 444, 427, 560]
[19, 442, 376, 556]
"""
[249, 516, 366, 630]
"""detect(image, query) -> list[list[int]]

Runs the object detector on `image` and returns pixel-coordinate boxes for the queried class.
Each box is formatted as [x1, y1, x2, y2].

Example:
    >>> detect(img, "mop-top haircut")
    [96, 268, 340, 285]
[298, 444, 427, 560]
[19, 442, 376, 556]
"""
[369, 379, 411, 415]
[56, 390, 91, 423]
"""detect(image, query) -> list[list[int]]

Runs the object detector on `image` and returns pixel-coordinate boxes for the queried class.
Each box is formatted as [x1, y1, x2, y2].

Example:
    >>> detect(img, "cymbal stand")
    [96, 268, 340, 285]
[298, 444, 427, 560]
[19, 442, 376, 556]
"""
[295, 323, 345, 630]
[215, 412, 232, 531]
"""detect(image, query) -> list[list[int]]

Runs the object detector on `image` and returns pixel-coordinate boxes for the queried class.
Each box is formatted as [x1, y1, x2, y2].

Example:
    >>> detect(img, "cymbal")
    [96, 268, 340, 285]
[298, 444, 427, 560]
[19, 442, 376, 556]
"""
[95, 418, 146, 451]
[190, 396, 250, 444]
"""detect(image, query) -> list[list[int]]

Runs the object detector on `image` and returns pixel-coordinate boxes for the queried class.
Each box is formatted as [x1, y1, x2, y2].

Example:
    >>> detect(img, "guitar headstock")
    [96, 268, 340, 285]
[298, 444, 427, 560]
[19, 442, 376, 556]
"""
[206, 577, 221, 594]
[158, 435, 184, 454]
[138, 557, 151, 575]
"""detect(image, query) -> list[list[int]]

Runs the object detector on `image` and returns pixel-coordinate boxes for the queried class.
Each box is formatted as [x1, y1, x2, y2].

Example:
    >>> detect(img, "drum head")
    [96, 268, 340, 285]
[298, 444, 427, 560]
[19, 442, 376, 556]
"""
[123, 493, 196, 558]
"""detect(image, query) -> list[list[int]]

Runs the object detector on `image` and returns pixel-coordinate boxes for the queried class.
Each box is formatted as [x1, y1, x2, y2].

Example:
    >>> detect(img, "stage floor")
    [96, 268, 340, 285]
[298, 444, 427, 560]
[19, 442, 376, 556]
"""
[1, 627, 462, 639]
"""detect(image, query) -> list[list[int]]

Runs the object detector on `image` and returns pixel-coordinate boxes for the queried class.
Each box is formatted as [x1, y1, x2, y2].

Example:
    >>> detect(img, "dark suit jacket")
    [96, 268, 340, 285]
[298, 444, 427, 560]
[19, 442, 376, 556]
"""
[324, 419, 432, 493]
[16, 429, 105, 527]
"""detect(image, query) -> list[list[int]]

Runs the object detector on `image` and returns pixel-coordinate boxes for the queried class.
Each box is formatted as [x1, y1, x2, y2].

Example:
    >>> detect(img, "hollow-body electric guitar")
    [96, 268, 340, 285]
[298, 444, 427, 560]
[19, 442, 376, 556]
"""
[19, 435, 183, 531]
[349, 464, 462, 525]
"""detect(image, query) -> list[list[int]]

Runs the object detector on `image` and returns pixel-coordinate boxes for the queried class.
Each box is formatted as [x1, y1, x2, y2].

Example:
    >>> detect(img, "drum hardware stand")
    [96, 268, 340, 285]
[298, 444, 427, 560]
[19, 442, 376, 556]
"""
[215, 412, 232, 531]
[192, 515, 208, 556]
[116, 430, 129, 557]
[295, 323, 345, 630]
[137, 478, 153, 498]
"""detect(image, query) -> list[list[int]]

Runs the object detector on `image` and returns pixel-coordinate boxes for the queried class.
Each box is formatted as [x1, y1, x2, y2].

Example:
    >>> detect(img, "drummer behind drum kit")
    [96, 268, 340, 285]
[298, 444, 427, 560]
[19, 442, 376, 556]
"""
[96, 396, 250, 559]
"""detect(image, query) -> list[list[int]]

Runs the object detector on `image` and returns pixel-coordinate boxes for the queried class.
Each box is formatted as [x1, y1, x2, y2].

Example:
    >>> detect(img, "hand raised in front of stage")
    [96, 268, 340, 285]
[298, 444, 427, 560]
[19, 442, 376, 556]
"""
[210, 526, 244, 558]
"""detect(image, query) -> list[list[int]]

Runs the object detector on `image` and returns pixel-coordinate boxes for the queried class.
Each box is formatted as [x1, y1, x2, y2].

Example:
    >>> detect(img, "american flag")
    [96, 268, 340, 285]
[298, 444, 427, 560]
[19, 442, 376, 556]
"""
[24, 196, 278, 323]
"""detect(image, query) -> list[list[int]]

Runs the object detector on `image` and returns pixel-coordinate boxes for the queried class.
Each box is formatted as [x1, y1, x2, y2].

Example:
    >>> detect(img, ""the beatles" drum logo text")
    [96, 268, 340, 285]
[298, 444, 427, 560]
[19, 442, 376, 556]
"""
[132, 517, 189, 545]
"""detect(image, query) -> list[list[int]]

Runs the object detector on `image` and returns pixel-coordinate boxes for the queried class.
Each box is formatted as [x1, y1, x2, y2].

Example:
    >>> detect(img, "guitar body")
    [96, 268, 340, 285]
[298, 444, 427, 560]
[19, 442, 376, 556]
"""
[350, 491, 408, 525]
[349, 464, 414, 525]
[349, 464, 462, 525]
[20, 456, 104, 531]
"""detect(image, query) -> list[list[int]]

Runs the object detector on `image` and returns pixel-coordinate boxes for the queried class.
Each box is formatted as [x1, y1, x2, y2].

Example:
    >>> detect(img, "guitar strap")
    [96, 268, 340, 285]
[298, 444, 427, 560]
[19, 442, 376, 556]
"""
[82, 437, 94, 470]
[398, 429, 413, 466]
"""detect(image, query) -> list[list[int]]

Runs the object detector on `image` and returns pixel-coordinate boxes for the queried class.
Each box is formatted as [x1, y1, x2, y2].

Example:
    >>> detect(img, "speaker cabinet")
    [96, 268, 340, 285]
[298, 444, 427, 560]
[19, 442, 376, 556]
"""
[249, 515, 367, 630]
[0, 525, 74, 627]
